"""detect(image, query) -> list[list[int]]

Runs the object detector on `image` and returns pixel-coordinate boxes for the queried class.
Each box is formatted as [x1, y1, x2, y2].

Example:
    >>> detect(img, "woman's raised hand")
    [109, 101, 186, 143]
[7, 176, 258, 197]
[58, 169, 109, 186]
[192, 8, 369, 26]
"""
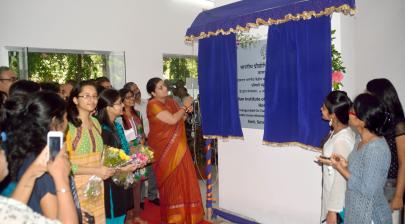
[26, 146, 48, 179]
[182, 96, 193, 108]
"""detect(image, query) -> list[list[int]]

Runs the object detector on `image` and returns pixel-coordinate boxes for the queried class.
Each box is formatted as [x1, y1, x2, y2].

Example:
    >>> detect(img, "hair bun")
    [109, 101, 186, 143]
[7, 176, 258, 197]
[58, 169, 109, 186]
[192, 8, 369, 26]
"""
[24, 100, 39, 117]
[0, 95, 29, 132]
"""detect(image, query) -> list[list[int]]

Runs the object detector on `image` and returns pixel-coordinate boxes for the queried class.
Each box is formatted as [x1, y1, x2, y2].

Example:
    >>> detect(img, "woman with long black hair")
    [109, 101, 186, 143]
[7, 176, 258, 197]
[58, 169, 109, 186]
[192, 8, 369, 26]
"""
[96, 88, 146, 224]
[367, 78, 405, 223]
[2, 91, 78, 223]
[319, 91, 355, 224]
[66, 81, 115, 224]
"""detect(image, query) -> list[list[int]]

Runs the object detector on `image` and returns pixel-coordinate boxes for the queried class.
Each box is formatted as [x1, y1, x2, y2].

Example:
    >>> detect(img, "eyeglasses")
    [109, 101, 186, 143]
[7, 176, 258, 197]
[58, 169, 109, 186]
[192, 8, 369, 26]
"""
[348, 111, 356, 116]
[0, 77, 18, 82]
[125, 95, 135, 100]
[112, 102, 123, 107]
[77, 95, 99, 100]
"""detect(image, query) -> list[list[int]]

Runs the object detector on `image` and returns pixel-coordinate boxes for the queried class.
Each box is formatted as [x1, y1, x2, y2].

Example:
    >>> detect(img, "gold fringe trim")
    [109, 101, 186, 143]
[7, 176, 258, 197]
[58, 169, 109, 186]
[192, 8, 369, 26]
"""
[185, 4, 356, 42]
[263, 140, 322, 153]
[202, 136, 321, 152]
[203, 135, 245, 140]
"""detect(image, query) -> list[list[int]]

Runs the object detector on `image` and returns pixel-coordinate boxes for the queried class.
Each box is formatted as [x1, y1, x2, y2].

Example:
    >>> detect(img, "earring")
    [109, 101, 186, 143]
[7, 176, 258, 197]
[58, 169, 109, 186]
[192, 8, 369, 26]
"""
[329, 118, 333, 127]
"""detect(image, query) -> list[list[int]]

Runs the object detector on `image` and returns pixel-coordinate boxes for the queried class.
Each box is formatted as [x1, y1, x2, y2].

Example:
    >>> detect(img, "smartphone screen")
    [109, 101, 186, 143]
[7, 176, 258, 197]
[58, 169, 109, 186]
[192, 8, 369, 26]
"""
[49, 136, 61, 161]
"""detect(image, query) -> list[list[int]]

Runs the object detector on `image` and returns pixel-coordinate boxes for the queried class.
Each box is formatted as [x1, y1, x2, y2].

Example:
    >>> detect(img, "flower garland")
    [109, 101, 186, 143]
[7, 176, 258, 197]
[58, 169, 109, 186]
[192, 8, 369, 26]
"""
[331, 29, 346, 91]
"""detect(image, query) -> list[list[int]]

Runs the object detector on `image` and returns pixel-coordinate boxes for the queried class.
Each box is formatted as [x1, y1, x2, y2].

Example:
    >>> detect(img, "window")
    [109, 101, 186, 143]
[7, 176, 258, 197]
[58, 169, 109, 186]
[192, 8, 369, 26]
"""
[163, 54, 197, 81]
[163, 54, 198, 96]
[7, 47, 126, 88]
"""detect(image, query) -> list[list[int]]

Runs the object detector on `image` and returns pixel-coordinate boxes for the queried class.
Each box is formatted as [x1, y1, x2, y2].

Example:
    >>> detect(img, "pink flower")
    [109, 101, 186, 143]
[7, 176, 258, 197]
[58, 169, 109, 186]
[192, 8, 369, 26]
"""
[332, 71, 344, 83]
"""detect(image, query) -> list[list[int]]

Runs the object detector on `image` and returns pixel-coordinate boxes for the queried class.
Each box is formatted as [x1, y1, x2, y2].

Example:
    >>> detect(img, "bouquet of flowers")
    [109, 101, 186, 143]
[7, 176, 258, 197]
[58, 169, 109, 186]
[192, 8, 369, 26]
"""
[103, 146, 132, 168]
[83, 175, 103, 201]
[101, 145, 154, 188]
[102, 146, 136, 189]
[133, 145, 154, 181]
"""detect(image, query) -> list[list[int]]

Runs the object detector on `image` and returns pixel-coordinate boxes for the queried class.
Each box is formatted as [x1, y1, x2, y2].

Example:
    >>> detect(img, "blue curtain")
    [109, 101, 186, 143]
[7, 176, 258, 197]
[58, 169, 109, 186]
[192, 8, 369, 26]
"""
[186, 0, 355, 39]
[198, 34, 243, 138]
[263, 16, 331, 147]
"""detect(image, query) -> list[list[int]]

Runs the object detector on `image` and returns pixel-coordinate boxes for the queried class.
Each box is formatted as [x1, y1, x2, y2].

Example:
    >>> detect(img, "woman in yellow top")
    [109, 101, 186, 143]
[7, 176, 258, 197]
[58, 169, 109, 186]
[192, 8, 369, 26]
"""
[66, 81, 115, 224]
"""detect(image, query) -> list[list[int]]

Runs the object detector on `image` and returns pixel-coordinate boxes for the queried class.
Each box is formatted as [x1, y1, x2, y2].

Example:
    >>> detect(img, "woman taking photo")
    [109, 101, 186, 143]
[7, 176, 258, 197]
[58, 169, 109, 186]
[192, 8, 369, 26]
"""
[319, 93, 392, 224]
[1, 91, 78, 223]
[146, 77, 204, 223]
[0, 146, 77, 223]
[67, 81, 115, 224]
[96, 88, 146, 224]
[319, 91, 355, 224]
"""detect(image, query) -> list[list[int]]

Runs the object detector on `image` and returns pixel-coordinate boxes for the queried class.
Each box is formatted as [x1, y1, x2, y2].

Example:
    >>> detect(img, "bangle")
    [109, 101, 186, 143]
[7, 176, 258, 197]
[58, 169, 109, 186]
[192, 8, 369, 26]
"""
[57, 187, 70, 193]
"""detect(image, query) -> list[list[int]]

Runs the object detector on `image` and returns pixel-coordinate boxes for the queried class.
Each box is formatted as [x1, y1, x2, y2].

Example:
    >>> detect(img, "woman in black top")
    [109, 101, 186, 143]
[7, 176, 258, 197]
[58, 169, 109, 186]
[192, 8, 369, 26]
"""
[3, 91, 80, 221]
[367, 78, 405, 221]
[96, 88, 146, 224]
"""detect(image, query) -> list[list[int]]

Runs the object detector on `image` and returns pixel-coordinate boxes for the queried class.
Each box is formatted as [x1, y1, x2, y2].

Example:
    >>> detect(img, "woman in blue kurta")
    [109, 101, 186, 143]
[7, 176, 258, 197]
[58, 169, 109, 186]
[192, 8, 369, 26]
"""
[319, 93, 392, 224]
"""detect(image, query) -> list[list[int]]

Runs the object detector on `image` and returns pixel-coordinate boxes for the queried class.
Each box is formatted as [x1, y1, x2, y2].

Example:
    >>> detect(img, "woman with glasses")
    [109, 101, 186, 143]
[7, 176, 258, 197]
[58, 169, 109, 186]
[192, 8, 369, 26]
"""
[319, 93, 392, 224]
[118, 88, 146, 222]
[119, 88, 145, 147]
[66, 81, 115, 224]
[96, 88, 146, 224]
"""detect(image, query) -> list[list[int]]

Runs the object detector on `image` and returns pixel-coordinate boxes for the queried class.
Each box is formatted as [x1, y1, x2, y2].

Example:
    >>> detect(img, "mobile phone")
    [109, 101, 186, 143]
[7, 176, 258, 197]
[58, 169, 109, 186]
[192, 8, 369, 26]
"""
[319, 155, 331, 160]
[47, 131, 63, 161]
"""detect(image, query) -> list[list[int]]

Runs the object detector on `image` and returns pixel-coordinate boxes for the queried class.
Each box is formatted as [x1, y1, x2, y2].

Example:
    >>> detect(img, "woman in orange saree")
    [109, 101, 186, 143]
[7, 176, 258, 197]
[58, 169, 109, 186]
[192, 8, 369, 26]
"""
[146, 78, 204, 224]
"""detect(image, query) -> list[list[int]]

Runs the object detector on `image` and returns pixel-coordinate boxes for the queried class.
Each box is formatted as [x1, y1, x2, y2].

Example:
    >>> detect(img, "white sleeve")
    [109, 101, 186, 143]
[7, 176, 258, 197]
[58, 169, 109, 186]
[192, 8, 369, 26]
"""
[326, 138, 353, 212]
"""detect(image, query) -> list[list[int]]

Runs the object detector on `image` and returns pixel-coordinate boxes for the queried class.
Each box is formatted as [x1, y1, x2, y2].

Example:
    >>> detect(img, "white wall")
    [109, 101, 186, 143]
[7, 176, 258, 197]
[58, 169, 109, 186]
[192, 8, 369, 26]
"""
[340, 0, 405, 103]
[215, 0, 236, 7]
[218, 129, 322, 224]
[0, 0, 212, 93]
